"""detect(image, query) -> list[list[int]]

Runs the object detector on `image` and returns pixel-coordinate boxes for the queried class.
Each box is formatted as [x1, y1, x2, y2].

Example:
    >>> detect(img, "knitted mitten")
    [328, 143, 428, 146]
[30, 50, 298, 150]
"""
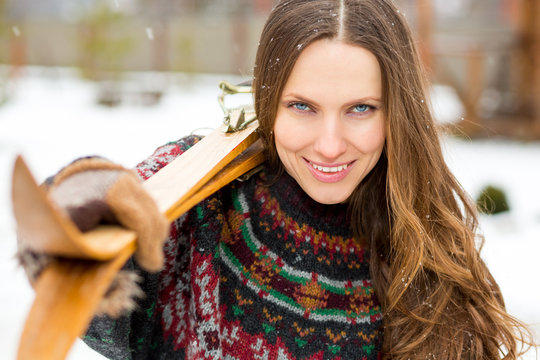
[17, 157, 169, 316]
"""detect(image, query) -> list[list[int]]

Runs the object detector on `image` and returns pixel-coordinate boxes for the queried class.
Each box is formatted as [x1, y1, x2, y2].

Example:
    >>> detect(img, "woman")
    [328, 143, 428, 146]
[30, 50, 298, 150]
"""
[20, 0, 533, 359]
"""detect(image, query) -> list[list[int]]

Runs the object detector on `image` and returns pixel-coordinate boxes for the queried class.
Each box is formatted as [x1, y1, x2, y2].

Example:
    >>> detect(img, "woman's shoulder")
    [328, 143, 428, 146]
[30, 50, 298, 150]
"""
[135, 135, 202, 181]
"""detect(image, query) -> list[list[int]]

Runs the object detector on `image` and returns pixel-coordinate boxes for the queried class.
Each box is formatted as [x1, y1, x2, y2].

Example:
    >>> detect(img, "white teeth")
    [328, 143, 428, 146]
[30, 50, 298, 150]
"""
[311, 163, 348, 173]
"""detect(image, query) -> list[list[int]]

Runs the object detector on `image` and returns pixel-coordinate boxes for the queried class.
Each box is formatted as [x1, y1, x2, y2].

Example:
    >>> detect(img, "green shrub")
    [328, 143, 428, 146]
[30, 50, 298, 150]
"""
[476, 185, 510, 215]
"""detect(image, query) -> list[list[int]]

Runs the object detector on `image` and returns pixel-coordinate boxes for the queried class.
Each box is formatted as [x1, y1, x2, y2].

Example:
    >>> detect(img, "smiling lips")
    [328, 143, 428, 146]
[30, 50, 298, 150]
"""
[304, 158, 355, 183]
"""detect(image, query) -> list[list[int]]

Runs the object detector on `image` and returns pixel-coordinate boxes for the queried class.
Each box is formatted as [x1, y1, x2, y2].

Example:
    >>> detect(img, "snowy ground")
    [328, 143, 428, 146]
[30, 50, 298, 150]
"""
[0, 68, 538, 359]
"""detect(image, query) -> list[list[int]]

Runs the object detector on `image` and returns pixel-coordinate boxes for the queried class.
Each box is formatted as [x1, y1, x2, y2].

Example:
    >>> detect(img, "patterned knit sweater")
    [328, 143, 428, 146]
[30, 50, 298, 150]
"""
[83, 136, 382, 360]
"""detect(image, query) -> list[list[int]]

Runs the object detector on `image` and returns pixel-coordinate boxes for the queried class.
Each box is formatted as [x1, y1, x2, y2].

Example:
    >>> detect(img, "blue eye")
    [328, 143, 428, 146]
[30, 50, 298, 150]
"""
[292, 102, 310, 111]
[353, 104, 370, 113]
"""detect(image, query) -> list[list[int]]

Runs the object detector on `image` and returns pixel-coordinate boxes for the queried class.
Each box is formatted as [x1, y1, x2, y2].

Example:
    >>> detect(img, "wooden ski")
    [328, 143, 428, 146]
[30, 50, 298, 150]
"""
[12, 120, 264, 360]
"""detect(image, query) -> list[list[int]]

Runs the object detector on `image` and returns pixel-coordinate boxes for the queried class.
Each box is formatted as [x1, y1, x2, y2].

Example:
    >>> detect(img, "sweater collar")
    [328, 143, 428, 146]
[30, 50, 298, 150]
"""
[260, 170, 352, 236]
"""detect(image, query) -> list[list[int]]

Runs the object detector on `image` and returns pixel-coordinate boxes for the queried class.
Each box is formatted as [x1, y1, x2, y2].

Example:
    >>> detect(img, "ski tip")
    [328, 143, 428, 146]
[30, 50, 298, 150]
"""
[13, 154, 28, 172]
[12, 154, 36, 184]
[12, 155, 37, 205]
[12, 155, 50, 215]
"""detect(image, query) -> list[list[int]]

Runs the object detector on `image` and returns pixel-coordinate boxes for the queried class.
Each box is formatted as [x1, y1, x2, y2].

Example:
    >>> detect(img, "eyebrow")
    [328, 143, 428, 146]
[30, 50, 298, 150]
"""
[281, 93, 382, 106]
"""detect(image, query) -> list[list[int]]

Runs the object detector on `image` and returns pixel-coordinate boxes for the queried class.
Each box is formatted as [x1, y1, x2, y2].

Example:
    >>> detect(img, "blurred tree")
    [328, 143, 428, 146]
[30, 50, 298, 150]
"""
[140, 0, 178, 72]
[0, 0, 11, 106]
[78, 0, 134, 81]
[254, 0, 274, 15]
[0, 0, 6, 64]
[515, 0, 540, 130]
[416, 0, 434, 72]
[174, 30, 195, 73]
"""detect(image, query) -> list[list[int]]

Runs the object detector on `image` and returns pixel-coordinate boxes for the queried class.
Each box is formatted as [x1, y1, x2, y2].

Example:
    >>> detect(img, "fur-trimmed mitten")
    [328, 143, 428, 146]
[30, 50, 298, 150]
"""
[17, 157, 169, 317]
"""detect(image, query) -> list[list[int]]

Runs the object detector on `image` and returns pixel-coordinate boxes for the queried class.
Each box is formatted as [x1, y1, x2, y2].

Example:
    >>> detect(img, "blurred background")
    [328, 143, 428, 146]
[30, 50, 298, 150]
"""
[0, 0, 539, 359]
[1, 0, 539, 135]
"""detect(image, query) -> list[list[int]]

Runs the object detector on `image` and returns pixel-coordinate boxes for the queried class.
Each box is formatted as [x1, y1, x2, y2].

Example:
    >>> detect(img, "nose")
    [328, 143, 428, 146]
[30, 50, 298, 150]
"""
[313, 114, 347, 161]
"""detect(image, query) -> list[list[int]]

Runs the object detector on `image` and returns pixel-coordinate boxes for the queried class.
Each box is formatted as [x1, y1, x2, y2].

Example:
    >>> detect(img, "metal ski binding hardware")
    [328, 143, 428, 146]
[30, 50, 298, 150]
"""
[218, 80, 257, 133]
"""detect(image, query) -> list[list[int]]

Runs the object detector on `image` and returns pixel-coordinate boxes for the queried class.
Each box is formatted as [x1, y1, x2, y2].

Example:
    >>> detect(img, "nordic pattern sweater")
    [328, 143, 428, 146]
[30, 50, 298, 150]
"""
[83, 136, 382, 360]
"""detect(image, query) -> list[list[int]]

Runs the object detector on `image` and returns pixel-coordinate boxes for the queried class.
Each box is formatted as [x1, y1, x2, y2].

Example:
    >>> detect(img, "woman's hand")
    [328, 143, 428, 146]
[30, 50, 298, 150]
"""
[17, 157, 169, 317]
[47, 157, 169, 272]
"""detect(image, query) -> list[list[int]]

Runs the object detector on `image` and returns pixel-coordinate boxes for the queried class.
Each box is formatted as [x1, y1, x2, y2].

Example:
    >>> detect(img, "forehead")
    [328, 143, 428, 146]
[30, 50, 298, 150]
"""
[282, 39, 382, 101]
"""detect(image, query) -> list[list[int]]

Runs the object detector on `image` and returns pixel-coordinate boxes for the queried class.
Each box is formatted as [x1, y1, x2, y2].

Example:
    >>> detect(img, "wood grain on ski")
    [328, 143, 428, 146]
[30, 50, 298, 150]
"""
[17, 243, 135, 360]
[164, 138, 264, 221]
[145, 121, 260, 221]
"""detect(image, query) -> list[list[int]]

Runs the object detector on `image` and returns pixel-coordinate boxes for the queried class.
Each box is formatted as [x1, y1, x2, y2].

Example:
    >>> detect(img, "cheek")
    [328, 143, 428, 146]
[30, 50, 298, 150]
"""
[274, 121, 302, 177]
[273, 114, 311, 153]
[350, 117, 386, 154]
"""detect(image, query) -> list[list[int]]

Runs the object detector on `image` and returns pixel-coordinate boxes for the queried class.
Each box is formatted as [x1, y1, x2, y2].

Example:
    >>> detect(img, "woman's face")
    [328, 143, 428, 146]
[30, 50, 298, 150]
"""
[274, 39, 386, 204]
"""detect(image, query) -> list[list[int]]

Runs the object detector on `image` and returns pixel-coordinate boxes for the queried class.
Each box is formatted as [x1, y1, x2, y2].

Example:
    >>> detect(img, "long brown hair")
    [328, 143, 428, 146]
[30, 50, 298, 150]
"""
[253, 0, 535, 358]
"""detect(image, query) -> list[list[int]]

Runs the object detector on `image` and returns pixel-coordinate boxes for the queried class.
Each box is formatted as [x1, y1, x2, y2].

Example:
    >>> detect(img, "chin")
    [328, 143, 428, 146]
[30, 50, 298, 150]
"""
[306, 189, 351, 205]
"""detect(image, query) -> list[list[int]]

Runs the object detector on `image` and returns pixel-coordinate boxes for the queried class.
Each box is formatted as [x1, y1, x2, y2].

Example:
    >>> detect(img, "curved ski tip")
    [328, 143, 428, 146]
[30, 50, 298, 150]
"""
[12, 155, 34, 185]
[12, 155, 36, 203]
[14, 154, 27, 170]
